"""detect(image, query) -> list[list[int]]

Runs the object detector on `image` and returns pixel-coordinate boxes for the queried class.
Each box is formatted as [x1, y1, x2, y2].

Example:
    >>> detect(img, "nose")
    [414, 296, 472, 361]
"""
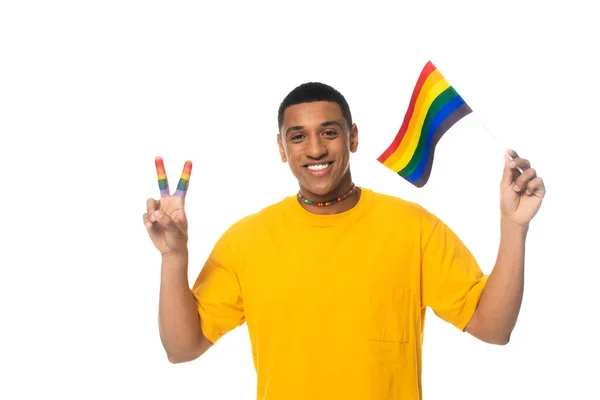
[306, 134, 328, 160]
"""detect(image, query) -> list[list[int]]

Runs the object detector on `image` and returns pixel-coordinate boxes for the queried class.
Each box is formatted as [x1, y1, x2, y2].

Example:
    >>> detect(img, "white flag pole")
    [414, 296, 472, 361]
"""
[469, 112, 524, 174]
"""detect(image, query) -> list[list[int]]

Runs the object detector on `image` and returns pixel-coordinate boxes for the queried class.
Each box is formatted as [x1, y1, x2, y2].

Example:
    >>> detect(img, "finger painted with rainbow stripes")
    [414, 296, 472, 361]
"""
[155, 156, 170, 198]
[174, 160, 192, 198]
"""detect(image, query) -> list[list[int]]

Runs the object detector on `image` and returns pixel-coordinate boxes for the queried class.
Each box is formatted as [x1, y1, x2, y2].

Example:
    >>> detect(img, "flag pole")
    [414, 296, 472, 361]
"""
[469, 111, 524, 174]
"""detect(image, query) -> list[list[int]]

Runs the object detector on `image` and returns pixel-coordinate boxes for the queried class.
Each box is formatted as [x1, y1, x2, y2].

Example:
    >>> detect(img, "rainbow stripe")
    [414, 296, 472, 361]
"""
[155, 156, 170, 198]
[377, 61, 472, 187]
[174, 160, 192, 198]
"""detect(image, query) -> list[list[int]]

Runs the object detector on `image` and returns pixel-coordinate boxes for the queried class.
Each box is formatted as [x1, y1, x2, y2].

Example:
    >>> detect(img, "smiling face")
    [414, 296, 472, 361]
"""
[278, 101, 359, 200]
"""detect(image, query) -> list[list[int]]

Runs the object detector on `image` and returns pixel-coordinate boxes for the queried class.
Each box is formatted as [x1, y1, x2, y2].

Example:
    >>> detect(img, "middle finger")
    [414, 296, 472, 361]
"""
[514, 167, 537, 191]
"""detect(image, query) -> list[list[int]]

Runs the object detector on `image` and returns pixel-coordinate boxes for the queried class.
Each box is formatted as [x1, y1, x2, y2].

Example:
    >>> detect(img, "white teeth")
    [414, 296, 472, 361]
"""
[307, 163, 329, 171]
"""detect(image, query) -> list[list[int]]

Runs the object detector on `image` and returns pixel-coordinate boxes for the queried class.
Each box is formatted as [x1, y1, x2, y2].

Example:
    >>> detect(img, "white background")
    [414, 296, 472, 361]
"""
[1, 1, 598, 399]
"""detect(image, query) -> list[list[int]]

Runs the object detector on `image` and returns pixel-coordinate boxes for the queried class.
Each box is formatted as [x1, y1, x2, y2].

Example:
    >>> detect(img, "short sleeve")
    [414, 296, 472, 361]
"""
[191, 225, 245, 344]
[421, 217, 489, 331]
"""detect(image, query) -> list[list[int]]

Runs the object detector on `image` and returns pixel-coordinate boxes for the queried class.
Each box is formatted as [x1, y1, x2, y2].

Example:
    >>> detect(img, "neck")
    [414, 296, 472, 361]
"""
[297, 178, 361, 215]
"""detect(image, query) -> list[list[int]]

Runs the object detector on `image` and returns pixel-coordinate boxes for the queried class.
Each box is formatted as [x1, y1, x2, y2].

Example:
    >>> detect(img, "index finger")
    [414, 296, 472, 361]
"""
[174, 160, 192, 199]
[505, 149, 524, 174]
[155, 156, 170, 198]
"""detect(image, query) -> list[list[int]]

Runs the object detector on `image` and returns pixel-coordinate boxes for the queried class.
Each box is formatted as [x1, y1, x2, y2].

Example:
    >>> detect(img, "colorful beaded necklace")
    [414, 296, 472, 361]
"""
[297, 183, 357, 207]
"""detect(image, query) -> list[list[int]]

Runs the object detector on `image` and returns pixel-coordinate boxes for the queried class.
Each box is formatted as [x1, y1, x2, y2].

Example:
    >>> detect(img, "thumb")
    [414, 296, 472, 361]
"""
[501, 150, 516, 185]
[153, 210, 183, 236]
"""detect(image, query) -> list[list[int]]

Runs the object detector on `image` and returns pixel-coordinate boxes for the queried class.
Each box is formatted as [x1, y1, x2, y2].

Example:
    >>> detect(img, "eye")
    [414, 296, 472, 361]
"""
[290, 134, 305, 141]
[323, 130, 338, 137]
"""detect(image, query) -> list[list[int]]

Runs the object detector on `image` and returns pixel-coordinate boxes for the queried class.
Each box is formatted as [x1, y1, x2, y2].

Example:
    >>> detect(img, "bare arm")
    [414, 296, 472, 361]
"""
[465, 149, 545, 345]
[465, 219, 527, 344]
[159, 250, 212, 363]
[144, 157, 212, 363]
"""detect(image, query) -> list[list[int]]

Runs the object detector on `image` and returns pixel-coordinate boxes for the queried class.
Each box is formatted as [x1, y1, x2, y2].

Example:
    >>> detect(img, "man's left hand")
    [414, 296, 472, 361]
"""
[500, 149, 546, 228]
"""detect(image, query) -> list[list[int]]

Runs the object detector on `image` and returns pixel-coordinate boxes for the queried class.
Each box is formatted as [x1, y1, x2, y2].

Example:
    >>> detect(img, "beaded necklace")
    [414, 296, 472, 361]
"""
[297, 183, 357, 207]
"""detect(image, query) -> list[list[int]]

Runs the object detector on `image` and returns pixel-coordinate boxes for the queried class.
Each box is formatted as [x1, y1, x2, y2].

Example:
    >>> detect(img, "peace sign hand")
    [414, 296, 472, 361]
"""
[143, 156, 192, 257]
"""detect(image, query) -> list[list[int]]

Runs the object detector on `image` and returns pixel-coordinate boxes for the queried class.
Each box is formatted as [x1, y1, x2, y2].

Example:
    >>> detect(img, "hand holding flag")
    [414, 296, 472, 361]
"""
[377, 60, 545, 223]
[500, 149, 545, 228]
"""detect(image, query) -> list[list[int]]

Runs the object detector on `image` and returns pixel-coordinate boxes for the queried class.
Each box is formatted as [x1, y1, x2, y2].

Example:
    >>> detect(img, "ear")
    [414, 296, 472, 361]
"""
[277, 134, 288, 163]
[349, 123, 359, 153]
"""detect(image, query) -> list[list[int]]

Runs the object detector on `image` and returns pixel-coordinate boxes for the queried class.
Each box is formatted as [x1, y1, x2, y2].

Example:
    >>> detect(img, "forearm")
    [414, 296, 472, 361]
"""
[158, 251, 209, 362]
[471, 218, 528, 343]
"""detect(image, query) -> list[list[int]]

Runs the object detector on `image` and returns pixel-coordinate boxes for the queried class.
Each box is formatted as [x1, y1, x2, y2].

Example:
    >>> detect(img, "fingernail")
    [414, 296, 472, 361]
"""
[510, 161, 516, 168]
[149, 213, 155, 222]
[513, 184, 520, 191]
[526, 190, 532, 195]
[154, 210, 162, 219]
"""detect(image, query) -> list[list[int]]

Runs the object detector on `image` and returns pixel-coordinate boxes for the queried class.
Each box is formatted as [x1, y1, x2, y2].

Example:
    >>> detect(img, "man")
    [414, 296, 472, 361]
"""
[143, 82, 545, 399]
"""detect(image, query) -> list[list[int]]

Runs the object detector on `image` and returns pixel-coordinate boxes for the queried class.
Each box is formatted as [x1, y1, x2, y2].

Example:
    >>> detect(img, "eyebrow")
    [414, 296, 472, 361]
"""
[285, 120, 344, 136]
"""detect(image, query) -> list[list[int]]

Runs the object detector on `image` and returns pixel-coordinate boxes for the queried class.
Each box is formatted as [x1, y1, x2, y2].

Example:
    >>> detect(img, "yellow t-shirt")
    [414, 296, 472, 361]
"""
[192, 187, 488, 399]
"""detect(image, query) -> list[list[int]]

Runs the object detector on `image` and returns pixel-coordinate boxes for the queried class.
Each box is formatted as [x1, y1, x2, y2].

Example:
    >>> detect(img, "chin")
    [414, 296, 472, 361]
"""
[301, 180, 337, 197]
[293, 163, 347, 197]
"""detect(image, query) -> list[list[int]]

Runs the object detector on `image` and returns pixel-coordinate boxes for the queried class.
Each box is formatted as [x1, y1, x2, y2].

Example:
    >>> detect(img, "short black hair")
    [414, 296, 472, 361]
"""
[277, 82, 353, 132]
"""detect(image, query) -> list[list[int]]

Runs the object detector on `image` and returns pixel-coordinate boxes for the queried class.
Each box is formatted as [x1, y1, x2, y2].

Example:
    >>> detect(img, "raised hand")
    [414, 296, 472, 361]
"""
[500, 149, 546, 228]
[143, 156, 192, 256]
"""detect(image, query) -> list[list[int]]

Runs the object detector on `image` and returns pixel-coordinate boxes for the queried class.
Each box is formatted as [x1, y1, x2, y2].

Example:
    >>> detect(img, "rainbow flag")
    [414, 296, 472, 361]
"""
[377, 61, 472, 187]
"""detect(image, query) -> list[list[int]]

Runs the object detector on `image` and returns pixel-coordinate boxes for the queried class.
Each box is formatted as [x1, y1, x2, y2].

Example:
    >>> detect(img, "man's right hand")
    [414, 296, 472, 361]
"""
[144, 156, 210, 362]
[143, 156, 192, 257]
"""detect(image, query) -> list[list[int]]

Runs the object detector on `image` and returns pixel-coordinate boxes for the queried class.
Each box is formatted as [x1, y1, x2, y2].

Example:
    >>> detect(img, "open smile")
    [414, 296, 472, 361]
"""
[303, 161, 334, 177]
